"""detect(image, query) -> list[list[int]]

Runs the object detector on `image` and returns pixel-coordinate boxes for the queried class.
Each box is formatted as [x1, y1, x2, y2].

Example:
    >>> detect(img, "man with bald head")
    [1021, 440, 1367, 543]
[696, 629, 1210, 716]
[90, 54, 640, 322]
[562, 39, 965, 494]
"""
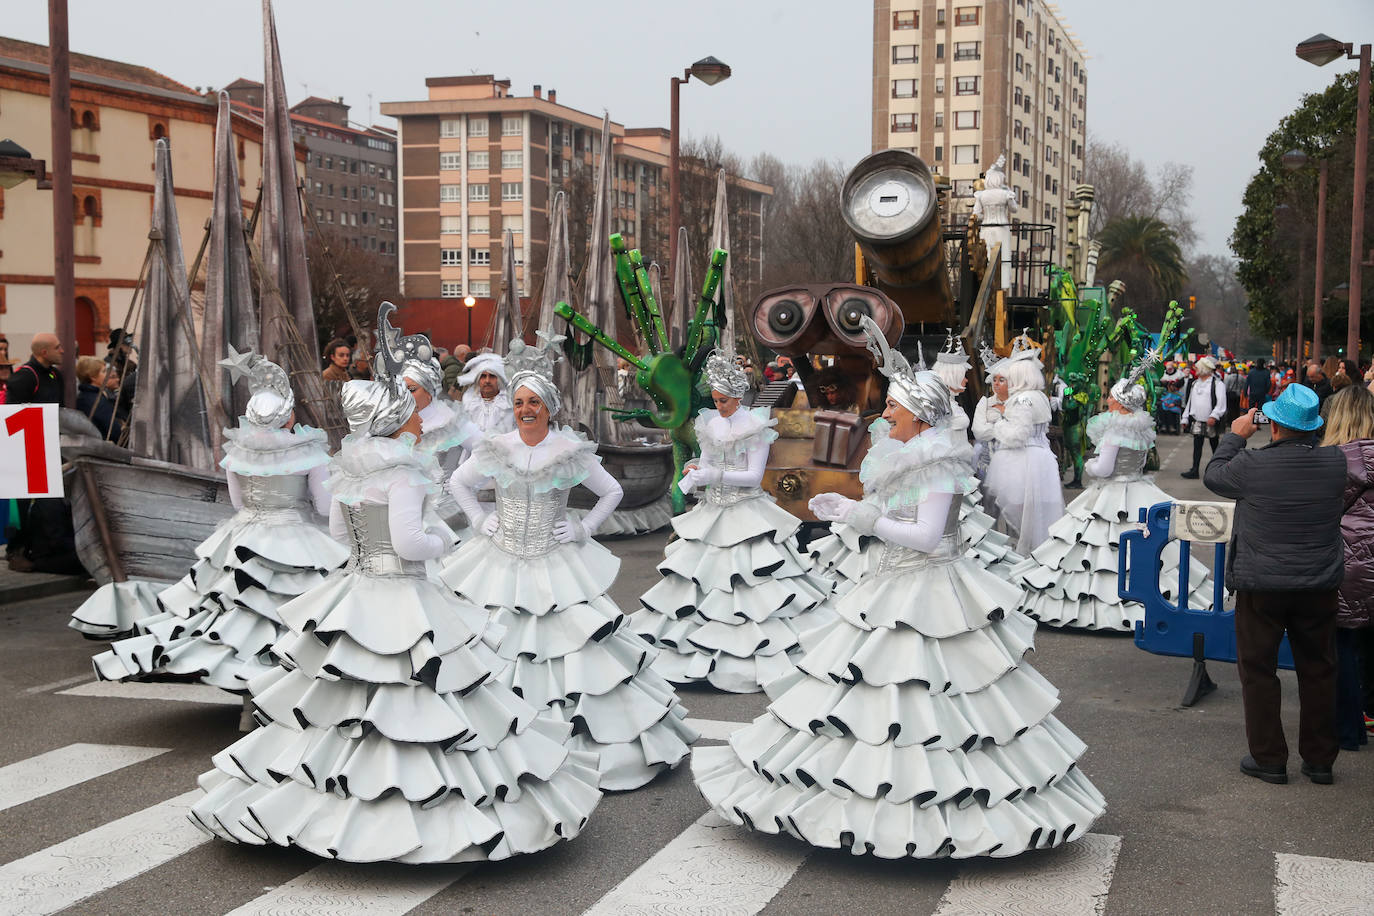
[6, 333, 66, 406]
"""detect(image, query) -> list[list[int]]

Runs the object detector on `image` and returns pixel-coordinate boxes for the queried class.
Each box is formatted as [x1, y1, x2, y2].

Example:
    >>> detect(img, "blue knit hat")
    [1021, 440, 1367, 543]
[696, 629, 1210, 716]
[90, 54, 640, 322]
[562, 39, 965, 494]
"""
[1261, 383, 1323, 432]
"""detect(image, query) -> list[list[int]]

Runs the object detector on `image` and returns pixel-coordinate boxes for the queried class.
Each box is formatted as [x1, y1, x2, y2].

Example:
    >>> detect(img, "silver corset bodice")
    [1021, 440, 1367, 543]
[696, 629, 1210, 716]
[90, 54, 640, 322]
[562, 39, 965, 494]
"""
[235, 473, 311, 524]
[342, 502, 426, 578]
[875, 494, 963, 575]
[494, 483, 570, 558]
[1109, 446, 1147, 481]
[702, 447, 762, 507]
[1026, 421, 1051, 450]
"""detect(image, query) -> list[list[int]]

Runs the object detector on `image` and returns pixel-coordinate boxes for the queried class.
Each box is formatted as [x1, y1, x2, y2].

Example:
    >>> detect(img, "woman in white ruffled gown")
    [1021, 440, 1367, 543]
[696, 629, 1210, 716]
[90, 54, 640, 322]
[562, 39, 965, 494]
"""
[398, 342, 481, 544]
[439, 334, 696, 791]
[1010, 377, 1214, 631]
[190, 373, 602, 863]
[633, 351, 832, 693]
[980, 351, 1066, 554]
[693, 319, 1104, 859]
[89, 350, 348, 691]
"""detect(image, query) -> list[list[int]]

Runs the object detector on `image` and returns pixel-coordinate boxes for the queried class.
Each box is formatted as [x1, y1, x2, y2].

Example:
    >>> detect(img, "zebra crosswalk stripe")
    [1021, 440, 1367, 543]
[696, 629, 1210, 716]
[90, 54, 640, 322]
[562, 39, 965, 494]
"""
[0, 743, 168, 813]
[934, 832, 1122, 916]
[580, 810, 809, 916]
[224, 861, 474, 915]
[1274, 852, 1374, 915]
[0, 789, 208, 916]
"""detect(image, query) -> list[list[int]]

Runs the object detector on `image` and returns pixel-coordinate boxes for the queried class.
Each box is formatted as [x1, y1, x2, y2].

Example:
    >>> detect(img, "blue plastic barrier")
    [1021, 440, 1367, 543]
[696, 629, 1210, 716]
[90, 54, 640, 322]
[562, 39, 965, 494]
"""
[1119, 500, 1293, 706]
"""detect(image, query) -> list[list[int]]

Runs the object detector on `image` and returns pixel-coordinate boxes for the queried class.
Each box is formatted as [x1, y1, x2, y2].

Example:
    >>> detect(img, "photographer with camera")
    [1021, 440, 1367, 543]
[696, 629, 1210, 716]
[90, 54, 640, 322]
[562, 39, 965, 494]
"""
[1204, 383, 1347, 785]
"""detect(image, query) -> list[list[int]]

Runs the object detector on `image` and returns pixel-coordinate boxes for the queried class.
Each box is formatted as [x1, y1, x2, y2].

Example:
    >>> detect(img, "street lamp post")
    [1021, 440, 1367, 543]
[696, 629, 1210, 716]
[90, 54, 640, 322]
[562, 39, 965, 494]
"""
[464, 295, 476, 347]
[668, 56, 731, 272]
[1282, 149, 1328, 360]
[1297, 33, 1370, 362]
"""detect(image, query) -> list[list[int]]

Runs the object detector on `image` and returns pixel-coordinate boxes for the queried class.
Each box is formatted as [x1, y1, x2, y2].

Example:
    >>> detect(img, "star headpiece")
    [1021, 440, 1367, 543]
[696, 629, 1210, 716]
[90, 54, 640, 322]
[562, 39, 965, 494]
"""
[1110, 346, 1163, 412]
[219, 343, 294, 428]
[506, 329, 566, 416]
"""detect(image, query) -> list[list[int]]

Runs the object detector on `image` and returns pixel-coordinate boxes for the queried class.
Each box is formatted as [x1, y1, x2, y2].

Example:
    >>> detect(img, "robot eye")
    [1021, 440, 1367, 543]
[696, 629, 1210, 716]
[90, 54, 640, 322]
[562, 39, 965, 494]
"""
[768, 299, 806, 335]
[750, 287, 825, 353]
[821, 285, 902, 349]
[834, 298, 872, 335]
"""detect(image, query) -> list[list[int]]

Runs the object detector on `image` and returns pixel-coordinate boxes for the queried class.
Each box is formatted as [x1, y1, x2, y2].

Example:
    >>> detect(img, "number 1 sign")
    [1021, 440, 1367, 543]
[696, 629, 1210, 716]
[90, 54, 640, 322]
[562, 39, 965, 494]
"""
[0, 404, 64, 498]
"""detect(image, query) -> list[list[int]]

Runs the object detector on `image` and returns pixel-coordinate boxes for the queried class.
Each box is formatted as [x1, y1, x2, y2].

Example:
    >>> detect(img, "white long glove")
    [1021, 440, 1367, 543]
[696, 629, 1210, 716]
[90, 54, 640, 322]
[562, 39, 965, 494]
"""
[480, 513, 501, 537]
[553, 518, 588, 544]
[809, 492, 880, 534]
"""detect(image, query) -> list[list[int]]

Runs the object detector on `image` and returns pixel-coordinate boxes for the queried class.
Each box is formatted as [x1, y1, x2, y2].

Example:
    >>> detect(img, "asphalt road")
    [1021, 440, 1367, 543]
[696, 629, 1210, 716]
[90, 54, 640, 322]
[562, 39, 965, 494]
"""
[1, 425, 1371, 916]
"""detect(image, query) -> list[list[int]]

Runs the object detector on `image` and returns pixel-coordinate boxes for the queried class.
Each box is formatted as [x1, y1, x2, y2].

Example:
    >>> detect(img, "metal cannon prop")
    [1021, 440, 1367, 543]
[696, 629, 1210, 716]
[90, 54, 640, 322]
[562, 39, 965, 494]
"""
[555, 234, 728, 513]
[1120, 500, 1293, 707]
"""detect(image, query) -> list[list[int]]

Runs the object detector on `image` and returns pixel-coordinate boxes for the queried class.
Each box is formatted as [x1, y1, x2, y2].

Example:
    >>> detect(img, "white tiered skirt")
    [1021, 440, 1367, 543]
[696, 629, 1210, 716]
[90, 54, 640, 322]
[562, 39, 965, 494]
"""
[1009, 475, 1214, 631]
[89, 513, 348, 691]
[188, 566, 602, 863]
[440, 534, 698, 791]
[633, 493, 833, 693]
[692, 545, 1105, 859]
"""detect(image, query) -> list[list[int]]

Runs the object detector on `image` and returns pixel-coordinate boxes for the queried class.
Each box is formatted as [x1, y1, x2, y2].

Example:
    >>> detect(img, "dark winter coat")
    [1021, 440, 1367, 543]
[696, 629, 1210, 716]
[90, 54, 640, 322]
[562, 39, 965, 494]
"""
[1204, 431, 1347, 592]
[1338, 439, 1374, 628]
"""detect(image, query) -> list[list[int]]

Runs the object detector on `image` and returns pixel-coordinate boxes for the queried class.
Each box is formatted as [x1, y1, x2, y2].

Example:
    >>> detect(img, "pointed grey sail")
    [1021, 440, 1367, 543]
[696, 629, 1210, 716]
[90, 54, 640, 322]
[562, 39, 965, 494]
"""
[671, 226, 692, 352]
[709, 168, 735, 357]
[489, 228, 520, 352]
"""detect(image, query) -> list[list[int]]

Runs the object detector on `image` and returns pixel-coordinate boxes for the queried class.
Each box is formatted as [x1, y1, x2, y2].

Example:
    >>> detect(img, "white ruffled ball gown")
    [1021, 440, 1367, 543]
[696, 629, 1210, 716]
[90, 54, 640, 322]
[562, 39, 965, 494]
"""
[1009, 409, 1214, 631]
[633, 407, 833, 693]
[692, 425, 1106, 859]
[189, 431, 602, 862]
[440, 426, 698, 791]
[978, 389, 1067, 555]
[88, 424, 349, 691]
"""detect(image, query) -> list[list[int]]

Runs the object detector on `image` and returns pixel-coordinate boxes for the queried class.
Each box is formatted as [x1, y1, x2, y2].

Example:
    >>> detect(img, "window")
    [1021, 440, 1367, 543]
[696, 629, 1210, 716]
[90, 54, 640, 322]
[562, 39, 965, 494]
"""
[469, 150, 489, 169]
[441, 281, 463, 298]
[892, 45, 916, 64]
[440, 152, 461, 170]
[440, 119, 461, 138]
[469, 280, 491, 297]
[441, 249, 462, 266]
[1044, 174, 1052, 192]
[935, 77, 945, 94]
[325, 156, 332, 169]
[1016, 21, 1024, 38]
[469, 214, 490, 233]
[954, 6, 979, 26]
[469, 183, 490, 201]
[501, 182, 523, 201]
[891, 113, 917, 132]
[934, 146, 943, 162]
[934, 112, 944, 128]
[313, 181, 322, 195]
[350, 161, 357, 174]
[469, 116, 488, 136]
[953, 145, 979, 164]
[1014, 120, 1022, 140]
[1015, 52, 1023, 73]
[954, 179, 976, 197]
[1045, 116, 1054, 132]
[936, 8, 945, 24]
[501, 116, 523, 136]
[955, 76, 980, 95]
[469, 248, 491, 266]
[953, 41, 980, 61]
[326, 210, 334, 223]
[1013, 152, 1022, 170]
[954, 110, 980, 129]
[892, 78, 916, 99]
[893, 9, 916, 28]
[501, 150, 523, 169]
[504, 214, 524, 233]
[1014, 87, 1023, 105]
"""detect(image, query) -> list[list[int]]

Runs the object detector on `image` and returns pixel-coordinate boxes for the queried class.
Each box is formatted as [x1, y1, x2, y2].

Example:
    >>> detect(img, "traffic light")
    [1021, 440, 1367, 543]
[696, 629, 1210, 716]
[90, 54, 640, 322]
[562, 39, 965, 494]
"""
[1188, 295, 1196, 310]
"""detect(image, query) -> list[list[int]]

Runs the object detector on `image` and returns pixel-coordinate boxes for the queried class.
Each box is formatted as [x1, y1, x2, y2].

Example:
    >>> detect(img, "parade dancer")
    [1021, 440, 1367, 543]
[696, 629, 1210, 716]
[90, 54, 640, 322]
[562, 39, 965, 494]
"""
[633, 350, 832, 693]
[440, 333, 697, 790]
[693, 316, 1105, 859]
[1010, 354, 1213, 631]
[980, 335, 1066, 554]
[457, 351, 516, 443]
[89, 348, 347, 690]
[190, 341, 601, 863]
[810, 333, 1026, 596]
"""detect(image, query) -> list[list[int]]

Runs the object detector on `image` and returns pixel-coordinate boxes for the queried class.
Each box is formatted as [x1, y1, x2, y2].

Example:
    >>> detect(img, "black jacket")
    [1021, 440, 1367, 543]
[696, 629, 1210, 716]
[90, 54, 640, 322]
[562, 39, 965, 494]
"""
[1245, 367, 1271, 404]
[1204, 431, 1346, 592]
[75, 382, 125, 443]
[6, 357, 64, 405]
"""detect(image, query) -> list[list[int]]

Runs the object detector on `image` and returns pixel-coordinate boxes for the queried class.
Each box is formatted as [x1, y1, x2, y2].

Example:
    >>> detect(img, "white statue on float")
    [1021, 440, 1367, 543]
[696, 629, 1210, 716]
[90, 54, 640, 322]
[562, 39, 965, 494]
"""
[972, 154, 1018, 289]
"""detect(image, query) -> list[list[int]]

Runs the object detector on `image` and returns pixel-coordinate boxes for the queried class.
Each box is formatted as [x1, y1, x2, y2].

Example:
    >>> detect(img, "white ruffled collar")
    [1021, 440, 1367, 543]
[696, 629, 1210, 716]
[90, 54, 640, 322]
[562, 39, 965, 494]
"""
[220, 423, 330, 476]
[1086, 409, 1156, 450]
[418, 399, 475, 454]
[471, 426, 600, 493]
[463, 387, 511, 414]
[695, 406, 778, 458]
[860, 424, 975, 508]
[326, 432, 438, 505]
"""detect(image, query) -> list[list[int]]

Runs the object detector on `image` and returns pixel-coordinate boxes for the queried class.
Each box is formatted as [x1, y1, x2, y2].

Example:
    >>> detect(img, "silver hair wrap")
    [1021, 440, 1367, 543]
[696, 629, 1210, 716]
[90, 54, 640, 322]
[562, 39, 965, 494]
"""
[341, 379, 415, 437]
[704, 349, 749, 398]
[1111, 346, 1162, 412]
[859, 315, 952, 427]
[400, 357, 443, 398]
[219, 344, 294, 429]
[506, 330, 565, 416]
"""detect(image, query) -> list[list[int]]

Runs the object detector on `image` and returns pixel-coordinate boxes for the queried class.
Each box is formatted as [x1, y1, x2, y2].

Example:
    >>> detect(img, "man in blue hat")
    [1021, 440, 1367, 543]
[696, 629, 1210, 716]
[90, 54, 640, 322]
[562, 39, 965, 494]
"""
[1204, 384, 1347, 785]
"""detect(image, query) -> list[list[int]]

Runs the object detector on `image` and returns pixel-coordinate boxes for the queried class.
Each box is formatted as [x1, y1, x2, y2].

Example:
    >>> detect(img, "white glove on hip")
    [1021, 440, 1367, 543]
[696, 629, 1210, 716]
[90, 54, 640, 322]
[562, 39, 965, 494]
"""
[553, 518, 588, 544]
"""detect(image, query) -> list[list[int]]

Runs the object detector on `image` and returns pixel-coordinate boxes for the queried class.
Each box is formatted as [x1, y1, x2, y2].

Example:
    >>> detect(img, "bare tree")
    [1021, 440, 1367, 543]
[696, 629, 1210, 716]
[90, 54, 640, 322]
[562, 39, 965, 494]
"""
[760, 158, 855, 288]
[1182, 253, 1264, 352]
[1085, 136, 1197, 251]
[305, 226, 401, 350]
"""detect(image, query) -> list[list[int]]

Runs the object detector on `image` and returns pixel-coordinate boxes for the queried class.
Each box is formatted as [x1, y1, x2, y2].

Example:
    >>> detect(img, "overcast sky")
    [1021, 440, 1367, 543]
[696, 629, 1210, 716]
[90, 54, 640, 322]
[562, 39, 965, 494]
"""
[5, 0, 1371, 257]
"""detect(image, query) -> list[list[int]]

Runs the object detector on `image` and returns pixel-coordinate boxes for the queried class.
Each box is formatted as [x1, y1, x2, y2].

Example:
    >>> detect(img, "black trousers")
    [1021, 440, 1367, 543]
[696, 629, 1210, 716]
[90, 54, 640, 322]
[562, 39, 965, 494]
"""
[1190, 429, 1219, 471]
[1336, 628, 1368, 750]
[1235, 589, 1339, 767]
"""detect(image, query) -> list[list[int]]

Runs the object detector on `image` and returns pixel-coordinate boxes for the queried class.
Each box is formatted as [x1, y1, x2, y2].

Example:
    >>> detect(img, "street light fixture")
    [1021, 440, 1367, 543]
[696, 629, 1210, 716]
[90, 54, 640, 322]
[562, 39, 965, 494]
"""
[669, 56, 732, 270]
[464, 295, 476, 347]
[1281, 147, 1329, 360]
[1296, 32, 1370, 361]
[0, 139, 52, 190]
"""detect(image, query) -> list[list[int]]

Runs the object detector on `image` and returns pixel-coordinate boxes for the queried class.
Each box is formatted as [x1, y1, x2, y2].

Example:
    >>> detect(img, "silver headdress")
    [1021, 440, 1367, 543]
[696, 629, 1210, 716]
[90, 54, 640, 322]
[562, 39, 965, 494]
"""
[1007, 328, 1043, 364]
[1110, 346, 1163, 412]
[859, 315, 951, 427]
[931, 328, 972, 391]
[977, 338, 1003, 383]
[341, 302, 418, 437]
[506, 330, 566, 416]
[219, 344, 294, 429]
[375, 301, 436, 389]
[704, 349, 749, 399]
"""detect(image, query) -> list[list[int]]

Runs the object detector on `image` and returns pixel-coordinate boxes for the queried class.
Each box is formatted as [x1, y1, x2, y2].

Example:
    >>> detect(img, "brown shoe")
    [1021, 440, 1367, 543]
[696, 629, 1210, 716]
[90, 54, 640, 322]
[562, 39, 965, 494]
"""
[7, 553, 35, 573]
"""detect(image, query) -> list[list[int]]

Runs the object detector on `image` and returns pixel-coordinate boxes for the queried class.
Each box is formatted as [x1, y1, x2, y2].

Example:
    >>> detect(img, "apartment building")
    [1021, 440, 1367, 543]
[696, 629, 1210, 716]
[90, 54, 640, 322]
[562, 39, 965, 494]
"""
[225, 81, 398, 257]
[872, 0, 1087, 253]
[381, 75, 769, 342]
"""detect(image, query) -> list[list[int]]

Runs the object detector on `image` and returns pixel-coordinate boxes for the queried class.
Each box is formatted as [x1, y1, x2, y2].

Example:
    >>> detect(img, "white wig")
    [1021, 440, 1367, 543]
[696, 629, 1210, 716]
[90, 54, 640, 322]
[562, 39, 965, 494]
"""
[932, 359, 969, 393]
[1002, 358, 1045, 394]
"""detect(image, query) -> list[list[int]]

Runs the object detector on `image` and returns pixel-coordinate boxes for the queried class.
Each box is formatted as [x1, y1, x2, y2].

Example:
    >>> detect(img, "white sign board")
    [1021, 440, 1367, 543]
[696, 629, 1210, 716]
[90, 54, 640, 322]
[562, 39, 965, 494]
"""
[1169, 500, 1234, 544]
[0, 404, 64, 498]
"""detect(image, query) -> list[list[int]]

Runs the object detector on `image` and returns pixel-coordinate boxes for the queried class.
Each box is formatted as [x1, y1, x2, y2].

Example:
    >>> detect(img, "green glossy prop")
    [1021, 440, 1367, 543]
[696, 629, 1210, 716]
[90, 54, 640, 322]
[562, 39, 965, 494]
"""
[1047, 264, 1108, 489]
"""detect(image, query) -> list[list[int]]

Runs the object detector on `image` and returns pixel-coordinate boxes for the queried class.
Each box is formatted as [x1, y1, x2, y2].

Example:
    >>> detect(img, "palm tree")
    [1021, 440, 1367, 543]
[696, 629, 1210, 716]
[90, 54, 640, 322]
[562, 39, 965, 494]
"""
[1096, 216, 1188, 321]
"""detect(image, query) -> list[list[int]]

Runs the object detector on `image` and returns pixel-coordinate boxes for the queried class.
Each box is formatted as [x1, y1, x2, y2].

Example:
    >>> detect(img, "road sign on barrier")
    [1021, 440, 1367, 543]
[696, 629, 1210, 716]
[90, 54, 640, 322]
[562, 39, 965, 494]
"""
[0, 404, 64, 498]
